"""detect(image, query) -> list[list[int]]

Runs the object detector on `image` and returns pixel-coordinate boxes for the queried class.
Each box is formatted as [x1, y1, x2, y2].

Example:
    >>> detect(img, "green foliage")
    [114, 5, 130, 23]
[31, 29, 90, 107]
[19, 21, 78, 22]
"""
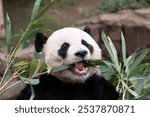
[0, 0, 149, 100]
[100, 32, 150, 99]
[31, 0, 42, 20]
[0, 0, 52, 99]
[5, 13, 12, 53]
[99, 0, 150, 12]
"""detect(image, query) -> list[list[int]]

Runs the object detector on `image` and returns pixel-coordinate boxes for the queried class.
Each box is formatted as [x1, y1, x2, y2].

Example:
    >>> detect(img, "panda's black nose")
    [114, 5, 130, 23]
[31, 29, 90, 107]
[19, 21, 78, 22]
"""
[75, 50, 88, 58]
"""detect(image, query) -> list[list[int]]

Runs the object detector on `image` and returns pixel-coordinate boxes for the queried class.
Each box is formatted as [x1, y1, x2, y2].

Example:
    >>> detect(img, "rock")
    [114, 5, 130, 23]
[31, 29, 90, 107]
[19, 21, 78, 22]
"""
[76, 8, 150, 58]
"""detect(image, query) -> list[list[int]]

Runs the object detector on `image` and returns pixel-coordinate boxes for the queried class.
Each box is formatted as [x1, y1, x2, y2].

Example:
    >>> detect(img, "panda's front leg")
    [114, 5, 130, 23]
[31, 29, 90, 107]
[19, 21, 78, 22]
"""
[86, 74, 119, 100]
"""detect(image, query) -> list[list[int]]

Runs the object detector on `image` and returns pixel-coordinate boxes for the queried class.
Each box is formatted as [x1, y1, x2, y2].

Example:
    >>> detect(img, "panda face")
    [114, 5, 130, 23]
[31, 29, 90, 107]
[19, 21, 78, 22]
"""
[42, 27, 102, 82]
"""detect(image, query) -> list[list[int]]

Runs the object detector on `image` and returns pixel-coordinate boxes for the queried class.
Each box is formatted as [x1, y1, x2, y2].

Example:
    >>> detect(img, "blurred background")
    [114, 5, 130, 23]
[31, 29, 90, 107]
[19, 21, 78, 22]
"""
[0, 0, 150, 58]
[0, 0, 150, 99]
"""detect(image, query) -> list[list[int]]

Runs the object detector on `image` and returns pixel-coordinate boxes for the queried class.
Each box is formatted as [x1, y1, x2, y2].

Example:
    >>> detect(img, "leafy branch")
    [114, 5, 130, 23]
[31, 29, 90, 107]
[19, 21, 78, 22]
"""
[100, 32, 150, 99]
[0, 0, 52, 99]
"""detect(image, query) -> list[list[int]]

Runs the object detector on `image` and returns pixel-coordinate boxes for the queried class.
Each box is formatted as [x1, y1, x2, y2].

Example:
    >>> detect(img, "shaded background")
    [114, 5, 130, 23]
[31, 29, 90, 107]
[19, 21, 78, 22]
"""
[2, 0, 150, 58]
[0, 0, 150, 99]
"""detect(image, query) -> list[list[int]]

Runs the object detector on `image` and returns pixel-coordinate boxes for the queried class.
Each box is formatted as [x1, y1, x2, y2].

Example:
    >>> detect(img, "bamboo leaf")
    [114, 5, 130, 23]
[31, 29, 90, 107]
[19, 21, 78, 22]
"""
[121, 80, 139, 98]
[31, 0, 42, 20]
[124, 50, 138, 75]
[129, 77, 144, 95]
[51, 64, 72, 73]
[29, 59, 39, 76]
[144, 74, 150, 85]
[107, 36, 119, 63]
[86, 59, 105, 67]
[35, 1, 51, 19]
[100, 65, 114, 80]
[101, 32, 120, 72]
[121, 31, 126, 64]
[20, 76, 40, 85]
[15, 61, 30, 67]
[129, 63, 150, 77]
[129, 48, 150, 74]
[5, 13, 12, 53]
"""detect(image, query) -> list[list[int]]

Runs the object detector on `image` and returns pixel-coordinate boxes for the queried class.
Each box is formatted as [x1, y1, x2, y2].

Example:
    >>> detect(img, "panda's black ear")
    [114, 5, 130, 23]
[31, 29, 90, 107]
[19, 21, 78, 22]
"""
[35, 33, 48, 52]
[83, 26, 92, 36]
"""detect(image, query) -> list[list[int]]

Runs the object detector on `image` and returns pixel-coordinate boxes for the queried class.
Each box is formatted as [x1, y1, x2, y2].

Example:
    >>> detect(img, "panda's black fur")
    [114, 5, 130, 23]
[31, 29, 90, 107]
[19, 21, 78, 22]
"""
[18, 74, 118, 100]
[18, 26, 119, 100]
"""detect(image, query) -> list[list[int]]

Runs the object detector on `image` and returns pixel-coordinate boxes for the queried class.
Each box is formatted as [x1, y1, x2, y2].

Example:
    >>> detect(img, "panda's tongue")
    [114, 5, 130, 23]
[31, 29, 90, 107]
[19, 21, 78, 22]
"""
[74, 62, 84, 71]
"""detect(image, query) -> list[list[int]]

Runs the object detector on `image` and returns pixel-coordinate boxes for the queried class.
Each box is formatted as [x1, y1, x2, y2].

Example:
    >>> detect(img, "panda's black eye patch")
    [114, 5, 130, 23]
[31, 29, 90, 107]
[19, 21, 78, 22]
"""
[81, 39, 93, 54]
[58, 42, 70, 59]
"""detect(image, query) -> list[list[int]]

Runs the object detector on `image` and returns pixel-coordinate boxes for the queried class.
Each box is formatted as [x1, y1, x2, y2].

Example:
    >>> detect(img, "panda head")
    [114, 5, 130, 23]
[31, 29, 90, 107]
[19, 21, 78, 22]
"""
[35, 26, 102, 82]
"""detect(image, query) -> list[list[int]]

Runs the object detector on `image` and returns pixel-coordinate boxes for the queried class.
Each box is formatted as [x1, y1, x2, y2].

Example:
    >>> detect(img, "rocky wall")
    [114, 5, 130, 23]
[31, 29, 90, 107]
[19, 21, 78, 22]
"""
[76, 9, 150, 59]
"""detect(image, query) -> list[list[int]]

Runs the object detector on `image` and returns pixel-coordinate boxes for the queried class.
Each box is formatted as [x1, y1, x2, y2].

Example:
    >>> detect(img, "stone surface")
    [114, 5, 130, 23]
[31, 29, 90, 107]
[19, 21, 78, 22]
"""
[76, 8, 150, 58]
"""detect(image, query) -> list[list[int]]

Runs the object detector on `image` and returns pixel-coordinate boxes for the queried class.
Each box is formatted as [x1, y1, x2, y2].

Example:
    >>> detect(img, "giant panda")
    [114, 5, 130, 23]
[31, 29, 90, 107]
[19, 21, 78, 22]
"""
[18, 26, 119, 100]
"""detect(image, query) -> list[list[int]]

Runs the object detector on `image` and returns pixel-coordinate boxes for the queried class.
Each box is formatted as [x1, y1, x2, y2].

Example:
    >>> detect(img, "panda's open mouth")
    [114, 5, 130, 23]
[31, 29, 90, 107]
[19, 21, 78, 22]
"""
[71, 60, 88, 75]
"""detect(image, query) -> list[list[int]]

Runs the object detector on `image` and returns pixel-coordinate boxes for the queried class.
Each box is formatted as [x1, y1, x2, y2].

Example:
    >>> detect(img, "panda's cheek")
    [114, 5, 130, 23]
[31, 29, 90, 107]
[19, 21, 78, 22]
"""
[45, 55, 63, 67]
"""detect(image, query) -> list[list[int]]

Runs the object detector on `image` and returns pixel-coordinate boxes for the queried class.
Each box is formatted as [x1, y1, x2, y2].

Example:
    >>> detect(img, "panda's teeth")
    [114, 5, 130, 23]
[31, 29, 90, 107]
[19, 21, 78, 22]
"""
[74, 67, 88, 74]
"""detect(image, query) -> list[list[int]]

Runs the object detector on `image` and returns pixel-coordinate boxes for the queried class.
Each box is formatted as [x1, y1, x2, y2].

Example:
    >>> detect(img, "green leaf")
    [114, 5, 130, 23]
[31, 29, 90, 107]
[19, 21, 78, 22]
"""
[15, 61, 30, 67]
[20, 76, 40, 85]
[102, 60, 115, 69]
[129, 77, 144, 95]
[129, 63, 150, 77]
[35, 1, 51, 19]
[51, 64, 72, 73]
[124, 51, 137, 75]
[86, 59, 105, 67]
[101, 32, 120, 73]
[32, 18, 53, 26]
[129, 48, 150, 74]
[144, 74, 150, 84]
[40, 63, 47, 73]
[121, 80, 139, 98]
[121, 31, 126, 64]
[139, 93, 150, 100]
[5, 13, 12, 53]
[29, 59, 39, 76]
[100, 65, 114, 81]
[31, 0, 42, 20]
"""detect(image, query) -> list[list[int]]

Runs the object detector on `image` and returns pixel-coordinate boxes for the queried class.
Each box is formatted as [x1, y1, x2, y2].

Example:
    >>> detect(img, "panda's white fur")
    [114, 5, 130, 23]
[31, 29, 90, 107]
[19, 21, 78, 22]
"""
[43, 27, 102, 82]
